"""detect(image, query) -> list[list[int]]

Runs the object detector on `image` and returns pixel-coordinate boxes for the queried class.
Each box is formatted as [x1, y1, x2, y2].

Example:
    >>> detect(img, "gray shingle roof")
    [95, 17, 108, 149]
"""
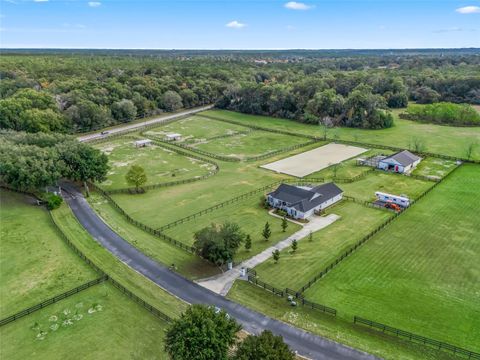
[269, 183, 343, 213]
[383, 150, 420, 167]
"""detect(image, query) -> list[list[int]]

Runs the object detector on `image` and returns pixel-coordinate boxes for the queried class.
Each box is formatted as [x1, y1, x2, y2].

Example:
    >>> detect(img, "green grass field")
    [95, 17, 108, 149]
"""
[193, 131, 309, 159]
[0, 283, 169, 360]
[0, 191, 97, 318]
[144, 115, 249, 141]
[304, 164, 480, 351]
[202, 109, 480, 160]
[94, 137, 214, 190]
[412, 157, 457, 179]
[163, 197, 301, 262]
[253, 201, 392, 290]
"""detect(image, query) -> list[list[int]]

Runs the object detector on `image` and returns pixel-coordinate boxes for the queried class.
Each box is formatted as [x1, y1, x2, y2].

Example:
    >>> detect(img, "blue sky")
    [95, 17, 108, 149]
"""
[0, 0, 479, 49]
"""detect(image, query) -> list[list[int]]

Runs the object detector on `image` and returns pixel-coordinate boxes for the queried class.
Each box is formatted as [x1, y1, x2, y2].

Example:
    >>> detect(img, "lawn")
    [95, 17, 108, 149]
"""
[412, 157, 457, 179]
[227, 281, 455, 360]
[93, 137, 214, 190]
[253, 201, 392, 290]
[193, 131, 310, 160]
[0, 283, 170, 360]
[88, 193, 220, 279]
[0, 191, 97, 318]
[339, 171, 434, 202]
[143, 115, 249, 142]
[304, 164, 480, 351]
[163, 197, 301, 262]
[201, 109, 480, 160]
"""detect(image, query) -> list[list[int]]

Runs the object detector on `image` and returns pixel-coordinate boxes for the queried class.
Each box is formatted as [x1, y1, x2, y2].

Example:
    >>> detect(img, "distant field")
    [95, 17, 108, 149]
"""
[254, 201, 392, 290]
[0, 191, 97, 318]
[202, 110, 480, 160]
[94, 137, 214, 190]
[0, 283, 169, 360]
[163, 197, 301, 262]
[304, 164, 480, 351]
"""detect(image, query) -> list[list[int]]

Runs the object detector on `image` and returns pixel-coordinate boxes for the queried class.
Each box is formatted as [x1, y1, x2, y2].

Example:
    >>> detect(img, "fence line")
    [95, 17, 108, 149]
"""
[245, 269, 336, 316]
[354, 316, 480, 360]
[0, 276, 108, 327]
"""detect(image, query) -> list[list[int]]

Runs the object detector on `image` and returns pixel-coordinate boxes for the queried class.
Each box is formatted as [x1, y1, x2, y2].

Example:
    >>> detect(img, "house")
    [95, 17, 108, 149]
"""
[267, 182, 343, 220]
[375, 191, 410, 207]
[378, 150, 421, 174]
[134, 139, 152, 148]
[165, 133, 182, 141]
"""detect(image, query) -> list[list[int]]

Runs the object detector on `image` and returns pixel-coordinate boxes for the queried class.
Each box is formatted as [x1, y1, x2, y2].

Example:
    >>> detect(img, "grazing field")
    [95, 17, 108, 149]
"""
[144, 115, 249, 142]
[412, 157, 457, 179]
[261, 143, 368, 177]
[304, 164, 480, 351]
[88, 193, 220, 279]
[202, 110, 480, 160]
[163, 197, 301, 262]
[253, 201, 392, 290]
[340, 171, 434, 202]
[94, 137, 214, 190]
[0, 283, 169, 360]
[193, 130, 309, 159]
[0, 191, 97, 318]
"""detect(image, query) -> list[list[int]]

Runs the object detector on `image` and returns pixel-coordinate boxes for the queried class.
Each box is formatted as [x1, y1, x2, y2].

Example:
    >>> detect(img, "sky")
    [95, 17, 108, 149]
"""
[0, 0, 479, 49]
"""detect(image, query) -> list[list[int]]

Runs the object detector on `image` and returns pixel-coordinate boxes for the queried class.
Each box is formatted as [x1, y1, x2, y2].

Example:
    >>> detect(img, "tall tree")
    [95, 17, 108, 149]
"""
[233, 330, 294, 360]
[125, 164, 147, 192]
[281, 216, 288, 232]
[262, 222, 271, 241]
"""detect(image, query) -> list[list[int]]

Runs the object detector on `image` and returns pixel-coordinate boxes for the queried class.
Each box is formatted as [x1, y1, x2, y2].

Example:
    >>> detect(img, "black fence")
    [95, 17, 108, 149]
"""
[246, 269, 336, 316]
[354, 316, 480, 360]
[0, 276, 108, 327]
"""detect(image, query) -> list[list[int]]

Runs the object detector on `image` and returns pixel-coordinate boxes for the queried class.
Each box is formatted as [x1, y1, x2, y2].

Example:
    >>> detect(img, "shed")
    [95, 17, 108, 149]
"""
[378, 150, 421, 174]
[165, 133, 182, 141]
[134, 139, 152, 148]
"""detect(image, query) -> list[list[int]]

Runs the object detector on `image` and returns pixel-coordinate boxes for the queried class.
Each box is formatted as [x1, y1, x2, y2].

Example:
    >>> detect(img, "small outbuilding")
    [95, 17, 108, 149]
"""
[267, 182, 343, 220]
[378, 150, 421, 174]
[134, 139, 153, 148]
[165, 133, 182, 141]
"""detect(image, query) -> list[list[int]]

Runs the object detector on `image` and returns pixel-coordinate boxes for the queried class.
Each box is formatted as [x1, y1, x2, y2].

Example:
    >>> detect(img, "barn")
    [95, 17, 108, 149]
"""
[378, 150, 421, 174]
[267, 182, 343, 220]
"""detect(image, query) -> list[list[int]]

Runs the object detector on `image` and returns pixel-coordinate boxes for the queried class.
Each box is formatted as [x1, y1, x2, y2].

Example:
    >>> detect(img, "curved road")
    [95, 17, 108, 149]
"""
[62, 184, 377, 360]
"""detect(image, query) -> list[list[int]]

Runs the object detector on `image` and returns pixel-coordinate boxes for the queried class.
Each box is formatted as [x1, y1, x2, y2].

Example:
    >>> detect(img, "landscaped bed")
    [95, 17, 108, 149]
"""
[0, 191, 98, 318]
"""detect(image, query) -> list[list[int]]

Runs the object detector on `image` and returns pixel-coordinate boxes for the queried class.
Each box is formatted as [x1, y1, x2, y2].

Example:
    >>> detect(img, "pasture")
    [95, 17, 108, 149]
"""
[412, 157, 457, 179]
[253, 201, 392, 290]
[162, 197, 301, 262]
[0, 191, 97, 318]
[0, 283, 169, 360]
[94, 137, 214, 190]
[304, 164, 480, 351]
[261, 143, 368, 177]
[202, 109, 480, 160]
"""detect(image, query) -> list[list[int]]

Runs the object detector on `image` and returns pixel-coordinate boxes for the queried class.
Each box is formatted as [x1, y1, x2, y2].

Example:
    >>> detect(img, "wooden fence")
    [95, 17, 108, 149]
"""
[354, 316, 480, 359]
[0, 276, 108, 327]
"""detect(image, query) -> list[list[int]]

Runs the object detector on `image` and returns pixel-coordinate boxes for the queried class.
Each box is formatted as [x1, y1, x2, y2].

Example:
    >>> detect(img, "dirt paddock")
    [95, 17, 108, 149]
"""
[261, 143, 368, 177]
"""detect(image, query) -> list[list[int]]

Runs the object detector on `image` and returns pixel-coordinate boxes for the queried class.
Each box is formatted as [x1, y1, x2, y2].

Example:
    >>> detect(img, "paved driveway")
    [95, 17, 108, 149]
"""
[61, 183, 377, 360]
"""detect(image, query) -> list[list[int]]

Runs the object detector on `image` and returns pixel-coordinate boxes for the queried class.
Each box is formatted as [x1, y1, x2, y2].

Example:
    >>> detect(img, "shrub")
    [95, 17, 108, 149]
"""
[45, 193, 63, 210]
[400, 103, 480, 126]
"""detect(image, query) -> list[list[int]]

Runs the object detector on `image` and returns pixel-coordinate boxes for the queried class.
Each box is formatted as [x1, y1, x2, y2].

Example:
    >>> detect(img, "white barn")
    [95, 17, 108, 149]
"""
[267, 183, 343, 220]
[165, 133, 182, 141]
[378, 150, 421, 174]
[134, 139, 152, 148]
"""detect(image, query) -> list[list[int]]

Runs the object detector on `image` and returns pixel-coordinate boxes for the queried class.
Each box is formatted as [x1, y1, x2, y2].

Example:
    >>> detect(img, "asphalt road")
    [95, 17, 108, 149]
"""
[61, 183, 378, 360]
[77, 105, 214, 142]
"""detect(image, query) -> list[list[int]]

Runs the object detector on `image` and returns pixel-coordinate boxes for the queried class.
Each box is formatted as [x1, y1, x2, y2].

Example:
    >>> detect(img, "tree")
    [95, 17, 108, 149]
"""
[281, 216, 288, 232]
[272, 249, 280, 264]
[125, 165, 147, 192]
[308, 231, 313, 242]
[111, 99, 137, 122]
[409, 137, 426, 153]
[162, 90, 183, 112]
[164, 305, 241, 360]
[193, 222, 245, 265]
[244, 234, 252, 252]
[233, 330, 294, 360]
[262, 222, 271, 241]
[291, 239, 298, 253]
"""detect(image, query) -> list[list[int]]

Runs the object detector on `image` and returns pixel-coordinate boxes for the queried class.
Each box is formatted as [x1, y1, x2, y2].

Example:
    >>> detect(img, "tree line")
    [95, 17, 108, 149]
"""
[1, 53, 478, 133]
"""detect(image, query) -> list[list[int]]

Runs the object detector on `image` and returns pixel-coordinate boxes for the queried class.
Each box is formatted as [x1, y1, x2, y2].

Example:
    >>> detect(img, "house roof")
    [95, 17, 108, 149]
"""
[166, 133, 182, 138]
[382, 150, 420, 167]
[269, 182, 343, 213]
[134, 139, 152, 145]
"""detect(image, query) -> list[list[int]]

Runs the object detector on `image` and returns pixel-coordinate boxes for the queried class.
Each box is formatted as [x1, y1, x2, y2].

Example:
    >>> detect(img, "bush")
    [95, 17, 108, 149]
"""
[400, 103, 480, 126]
[45, 193, 63, 210]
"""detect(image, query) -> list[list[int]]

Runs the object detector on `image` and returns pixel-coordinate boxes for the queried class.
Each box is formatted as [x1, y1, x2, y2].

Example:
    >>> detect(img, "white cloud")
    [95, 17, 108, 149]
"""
[455, 6, 480, 14]
[284, 2, 313, 10]
[88, 1, 101, 8]
[226, 20, 246, 29]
